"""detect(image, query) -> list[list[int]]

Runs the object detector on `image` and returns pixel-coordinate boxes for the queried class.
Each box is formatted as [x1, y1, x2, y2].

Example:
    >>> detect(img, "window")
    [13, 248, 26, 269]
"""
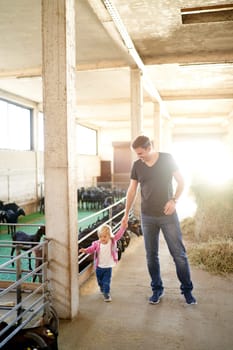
[38, 112, 44, 151]
[0, 99, 32, 151]
[76, 124, 97, 155]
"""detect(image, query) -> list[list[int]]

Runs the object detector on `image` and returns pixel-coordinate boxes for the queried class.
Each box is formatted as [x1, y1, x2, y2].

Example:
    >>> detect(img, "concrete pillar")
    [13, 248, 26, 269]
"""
[130, 68, 144, 140]
[130, 68, 144, 217]
[32, 105, 40, 203]
[42, 0, 79, 319]
[153, 102, 161, 150]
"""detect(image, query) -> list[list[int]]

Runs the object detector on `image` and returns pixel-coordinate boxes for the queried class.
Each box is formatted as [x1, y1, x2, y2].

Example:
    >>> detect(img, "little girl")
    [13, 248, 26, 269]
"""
[79, 224, 126, 302]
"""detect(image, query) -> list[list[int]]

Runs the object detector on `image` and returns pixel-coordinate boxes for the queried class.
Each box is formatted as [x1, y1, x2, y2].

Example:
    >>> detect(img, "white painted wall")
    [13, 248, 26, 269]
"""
[0, 150, 38, 204]
[0, 149, 101, 207]
[76, 154, 100, 187]
[99, 127, 130, 162]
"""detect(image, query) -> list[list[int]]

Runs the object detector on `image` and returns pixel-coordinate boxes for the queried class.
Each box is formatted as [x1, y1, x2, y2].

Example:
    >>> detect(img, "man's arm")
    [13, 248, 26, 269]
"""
[172, 170, 185, 201]
[164, 169, 185, 215]
[121, 179, 138, 226]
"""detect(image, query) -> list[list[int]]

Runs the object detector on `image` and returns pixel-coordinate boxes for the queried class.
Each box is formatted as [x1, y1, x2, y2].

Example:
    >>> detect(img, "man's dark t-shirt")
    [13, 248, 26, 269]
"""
[130, 153, 178, 216]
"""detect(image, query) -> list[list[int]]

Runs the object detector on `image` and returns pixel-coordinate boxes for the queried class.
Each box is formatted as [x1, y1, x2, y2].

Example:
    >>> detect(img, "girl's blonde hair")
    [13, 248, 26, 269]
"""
[97, 224, 114, 238]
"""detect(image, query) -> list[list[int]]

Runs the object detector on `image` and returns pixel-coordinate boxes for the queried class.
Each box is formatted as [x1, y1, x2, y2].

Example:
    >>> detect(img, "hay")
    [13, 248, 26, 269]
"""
[181, 217, 233, 275]
[180, 217, 196, 241]
[191, 181, 233, 241]
[188, 239, 233, 275]
[180, 182, 233, 275]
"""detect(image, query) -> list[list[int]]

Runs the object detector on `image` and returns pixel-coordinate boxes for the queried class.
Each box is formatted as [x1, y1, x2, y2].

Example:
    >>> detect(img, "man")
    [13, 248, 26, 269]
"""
[121, 135, 197, 305]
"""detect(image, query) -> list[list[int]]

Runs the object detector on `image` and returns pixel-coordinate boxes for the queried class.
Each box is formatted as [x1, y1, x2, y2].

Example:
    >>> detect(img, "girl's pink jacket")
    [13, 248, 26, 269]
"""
[84, 227, 125, 268]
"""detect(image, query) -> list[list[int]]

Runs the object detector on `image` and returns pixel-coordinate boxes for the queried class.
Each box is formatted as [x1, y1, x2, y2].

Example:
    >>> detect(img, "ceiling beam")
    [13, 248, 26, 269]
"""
[87, 0, 170, 119]
[0, 60, 129, 78]
[76, 61, 128, 71]
[161, 92, 233, 100]
[0, 67, 41, 78]
[144, 53, 233, 66]
[181, 4, 233, 13]
[181, 4, 233, 24]
[171, 113, 228, 118]
[75, 92, 233, 106]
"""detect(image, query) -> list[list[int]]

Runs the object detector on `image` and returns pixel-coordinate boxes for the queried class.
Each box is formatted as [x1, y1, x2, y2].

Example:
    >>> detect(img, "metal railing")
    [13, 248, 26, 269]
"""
[78, 197, 126, 270]
[0, 197, 130, 346]
[0, 238, 51, 348]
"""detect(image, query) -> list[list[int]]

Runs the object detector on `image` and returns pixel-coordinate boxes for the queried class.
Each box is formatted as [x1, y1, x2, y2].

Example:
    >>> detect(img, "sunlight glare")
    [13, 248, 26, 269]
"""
[173, 138, 233, 186]
[172, 138, 233, 219]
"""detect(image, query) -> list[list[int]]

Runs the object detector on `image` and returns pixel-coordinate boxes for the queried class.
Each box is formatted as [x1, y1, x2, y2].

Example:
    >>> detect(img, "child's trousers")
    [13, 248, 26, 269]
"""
[96, 266, 112, 294]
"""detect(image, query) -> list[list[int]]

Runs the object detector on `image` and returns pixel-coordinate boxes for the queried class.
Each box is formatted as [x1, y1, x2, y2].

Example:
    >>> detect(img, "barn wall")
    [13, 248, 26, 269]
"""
[76, 154, 100, 187]
[0, 149, 101, 213]
[0, 150, 38, 207]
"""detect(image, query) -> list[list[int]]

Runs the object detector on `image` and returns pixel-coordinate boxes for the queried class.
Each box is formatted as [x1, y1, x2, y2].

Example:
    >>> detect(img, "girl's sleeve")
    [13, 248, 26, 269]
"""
[84, 241, 97, 254]
[113, 227, 125, 241]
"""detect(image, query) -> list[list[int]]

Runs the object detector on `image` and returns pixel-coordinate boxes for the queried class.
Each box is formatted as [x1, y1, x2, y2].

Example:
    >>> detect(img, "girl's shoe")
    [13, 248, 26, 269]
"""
[103, 293, 112, 302]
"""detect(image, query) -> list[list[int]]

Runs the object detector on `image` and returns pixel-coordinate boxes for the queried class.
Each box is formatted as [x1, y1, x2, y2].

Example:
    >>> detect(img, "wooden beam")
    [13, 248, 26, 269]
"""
[0, 60, 129, 78]
[181, 4, 233, 14]
[181, 10, 233, 24]
[0, 67, 41, 78]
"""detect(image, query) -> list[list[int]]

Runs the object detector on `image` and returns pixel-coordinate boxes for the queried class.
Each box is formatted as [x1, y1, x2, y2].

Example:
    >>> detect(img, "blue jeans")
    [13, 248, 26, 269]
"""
[96, 266, 112, 294]
[141, 213, 193, 293]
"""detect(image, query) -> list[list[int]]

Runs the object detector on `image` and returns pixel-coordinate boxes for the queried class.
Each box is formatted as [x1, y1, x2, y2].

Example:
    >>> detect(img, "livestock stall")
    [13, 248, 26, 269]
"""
[0, 239, 58, 349]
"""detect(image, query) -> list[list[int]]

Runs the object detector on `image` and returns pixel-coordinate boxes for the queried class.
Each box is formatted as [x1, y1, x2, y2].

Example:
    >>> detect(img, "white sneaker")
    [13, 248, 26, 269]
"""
[103, 293, 112, 302]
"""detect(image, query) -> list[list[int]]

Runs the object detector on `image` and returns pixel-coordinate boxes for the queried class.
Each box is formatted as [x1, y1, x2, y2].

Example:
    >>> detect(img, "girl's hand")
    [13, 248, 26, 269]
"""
[79, 248, 86, 253]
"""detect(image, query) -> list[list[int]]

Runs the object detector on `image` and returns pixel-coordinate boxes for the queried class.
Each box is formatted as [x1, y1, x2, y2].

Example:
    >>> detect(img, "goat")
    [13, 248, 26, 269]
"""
[11, 226, 46, 270]
[77, 185, 126, 211]
[0, 202, 26, 234]
[0, 321, 58, 350]
[2, 207, 26, 235]
[128, 217, 143, 236]
[0, 210, 5, 225]
[0, 201, 4, 223]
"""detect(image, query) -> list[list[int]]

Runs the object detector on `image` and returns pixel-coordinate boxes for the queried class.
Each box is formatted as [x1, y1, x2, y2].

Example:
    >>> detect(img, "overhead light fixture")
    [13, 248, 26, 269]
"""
[181, 4, 233, 24]
[102, 0, 134, 50]
[101, 0, 170, 118]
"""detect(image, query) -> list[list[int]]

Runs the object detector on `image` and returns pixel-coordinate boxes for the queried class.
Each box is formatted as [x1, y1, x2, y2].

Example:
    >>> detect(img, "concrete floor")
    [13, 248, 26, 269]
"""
[59, 234, 233, 350]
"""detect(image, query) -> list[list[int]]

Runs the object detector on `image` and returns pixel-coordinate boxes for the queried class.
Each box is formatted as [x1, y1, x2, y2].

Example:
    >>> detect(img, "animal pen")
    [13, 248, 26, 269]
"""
[0, 197, 141, 348]
[0, 228, 58, 349]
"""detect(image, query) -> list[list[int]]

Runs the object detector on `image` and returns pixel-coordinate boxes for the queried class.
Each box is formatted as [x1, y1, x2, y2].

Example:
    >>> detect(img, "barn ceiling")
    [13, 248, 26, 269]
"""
[0, 0, 233, 132]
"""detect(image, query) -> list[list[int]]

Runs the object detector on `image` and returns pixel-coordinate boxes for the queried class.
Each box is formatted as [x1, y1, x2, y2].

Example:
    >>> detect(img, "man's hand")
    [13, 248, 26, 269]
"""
[121, 215, 129, 229]
[164, 199, 176, 215]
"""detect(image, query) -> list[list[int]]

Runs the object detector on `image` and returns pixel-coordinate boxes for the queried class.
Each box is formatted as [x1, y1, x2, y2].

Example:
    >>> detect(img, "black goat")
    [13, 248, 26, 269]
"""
[0, 201, 6, 225]
[0, 210, 5, 224]
[0, 313, 58, 349]
[128, 217, 143, 236]
[11, 226, 46, 270]
[0, 202, 26, 234]
[3, 207, 26, 235]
